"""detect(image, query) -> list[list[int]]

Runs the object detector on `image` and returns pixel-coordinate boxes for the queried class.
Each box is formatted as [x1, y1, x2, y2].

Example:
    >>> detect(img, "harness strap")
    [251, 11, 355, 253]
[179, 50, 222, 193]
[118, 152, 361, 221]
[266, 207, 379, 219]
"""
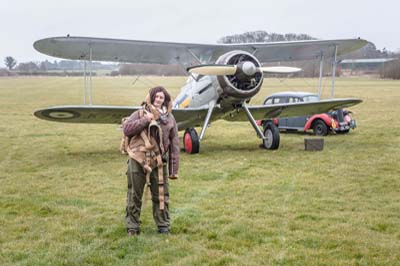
[130, 146, 147, 153]
[141, 130, 154, 150]
[156, 154, 165, 210]
[145, 171, 151, 189]
[126, 145, 145, 165]
[145, 152, 152, 186]
[126, 107, 167, 210]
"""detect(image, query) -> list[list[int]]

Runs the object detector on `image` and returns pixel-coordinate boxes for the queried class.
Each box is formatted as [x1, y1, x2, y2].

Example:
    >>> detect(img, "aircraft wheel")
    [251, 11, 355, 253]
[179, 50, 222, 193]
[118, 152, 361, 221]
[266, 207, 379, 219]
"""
[313, 120, 328, 136]
[183, 128, 200, 154]
[262, 122, 280, 150]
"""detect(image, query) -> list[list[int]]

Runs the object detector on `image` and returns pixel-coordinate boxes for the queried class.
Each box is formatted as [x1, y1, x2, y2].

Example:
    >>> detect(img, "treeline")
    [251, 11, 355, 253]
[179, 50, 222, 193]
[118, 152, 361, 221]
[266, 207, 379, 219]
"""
[0, 58, 117, 76]
[218, 31, 316, 43]
[381, 60, 400, 79]
[117, 64, 185, 76]
[16, 60, 116, 72]
[0, 69, 96, 77]
[37, 60, 117, 71]
[344, 42, 395, 59]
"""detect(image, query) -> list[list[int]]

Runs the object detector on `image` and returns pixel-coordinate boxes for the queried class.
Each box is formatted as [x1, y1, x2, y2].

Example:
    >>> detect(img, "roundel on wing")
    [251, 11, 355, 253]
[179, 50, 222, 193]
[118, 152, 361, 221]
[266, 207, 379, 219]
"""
[42, 109, 81, 120]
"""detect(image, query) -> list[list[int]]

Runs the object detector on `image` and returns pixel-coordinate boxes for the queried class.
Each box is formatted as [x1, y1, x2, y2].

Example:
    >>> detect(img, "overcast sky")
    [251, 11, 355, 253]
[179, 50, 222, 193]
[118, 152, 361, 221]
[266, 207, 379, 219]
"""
[1, 0, 398, 67]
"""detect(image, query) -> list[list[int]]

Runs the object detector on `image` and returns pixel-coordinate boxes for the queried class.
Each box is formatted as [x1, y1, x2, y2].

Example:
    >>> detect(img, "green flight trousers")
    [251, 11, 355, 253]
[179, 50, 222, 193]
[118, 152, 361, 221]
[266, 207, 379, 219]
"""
[125, 158, 170, 232]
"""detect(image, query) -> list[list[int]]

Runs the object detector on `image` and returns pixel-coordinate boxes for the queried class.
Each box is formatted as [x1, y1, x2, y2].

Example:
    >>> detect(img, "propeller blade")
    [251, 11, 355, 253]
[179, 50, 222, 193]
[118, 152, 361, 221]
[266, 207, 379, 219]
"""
[260, 66, 302, 74]
[187, 65, 237, 75]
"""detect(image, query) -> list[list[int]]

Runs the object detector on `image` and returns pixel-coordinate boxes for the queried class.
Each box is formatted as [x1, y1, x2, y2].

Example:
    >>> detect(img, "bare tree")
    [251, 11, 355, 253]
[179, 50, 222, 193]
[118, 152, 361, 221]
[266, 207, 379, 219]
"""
[39, 61, 48, 71]
[4, 56, 17, 70]
[381, 59, 400, 79]
[218, 31, 316, 44]
[16, 62, 39, 72]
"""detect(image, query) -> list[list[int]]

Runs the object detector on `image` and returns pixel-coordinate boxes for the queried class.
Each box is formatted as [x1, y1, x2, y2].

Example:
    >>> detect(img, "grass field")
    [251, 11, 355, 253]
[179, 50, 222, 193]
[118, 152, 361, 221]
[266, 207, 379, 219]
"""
[0, 76, 399, 266]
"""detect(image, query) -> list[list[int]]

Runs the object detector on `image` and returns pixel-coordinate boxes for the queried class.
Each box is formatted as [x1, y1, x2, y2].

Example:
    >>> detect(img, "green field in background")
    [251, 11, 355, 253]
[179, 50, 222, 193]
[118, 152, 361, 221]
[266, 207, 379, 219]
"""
[0, 76, 399, 266]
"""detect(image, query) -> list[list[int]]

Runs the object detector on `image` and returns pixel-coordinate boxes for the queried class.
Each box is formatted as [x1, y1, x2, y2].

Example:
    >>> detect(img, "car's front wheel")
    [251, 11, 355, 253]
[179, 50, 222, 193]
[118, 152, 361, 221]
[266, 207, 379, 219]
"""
[312, 120, 328, 136]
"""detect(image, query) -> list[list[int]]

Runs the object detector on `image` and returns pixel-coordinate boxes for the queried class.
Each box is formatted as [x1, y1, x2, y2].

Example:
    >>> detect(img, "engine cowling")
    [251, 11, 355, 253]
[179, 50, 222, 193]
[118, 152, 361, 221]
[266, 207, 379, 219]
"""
[216, 50, 263, 99]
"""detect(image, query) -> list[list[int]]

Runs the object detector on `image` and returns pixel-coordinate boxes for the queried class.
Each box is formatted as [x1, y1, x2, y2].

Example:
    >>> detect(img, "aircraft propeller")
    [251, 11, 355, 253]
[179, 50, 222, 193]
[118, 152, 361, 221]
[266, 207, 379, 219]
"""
[187, 61, 302, 77]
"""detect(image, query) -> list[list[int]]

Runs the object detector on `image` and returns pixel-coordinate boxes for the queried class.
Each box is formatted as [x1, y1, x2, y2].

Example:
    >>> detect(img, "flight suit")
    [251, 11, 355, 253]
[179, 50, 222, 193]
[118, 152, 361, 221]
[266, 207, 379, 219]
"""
[125, 158, 170, 232]
[123, 107, 179, 233]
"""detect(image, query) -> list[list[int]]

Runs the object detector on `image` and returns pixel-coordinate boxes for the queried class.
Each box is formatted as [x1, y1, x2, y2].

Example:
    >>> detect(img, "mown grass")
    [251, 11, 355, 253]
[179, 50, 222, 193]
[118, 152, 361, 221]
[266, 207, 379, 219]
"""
[0, 76, 399, 266]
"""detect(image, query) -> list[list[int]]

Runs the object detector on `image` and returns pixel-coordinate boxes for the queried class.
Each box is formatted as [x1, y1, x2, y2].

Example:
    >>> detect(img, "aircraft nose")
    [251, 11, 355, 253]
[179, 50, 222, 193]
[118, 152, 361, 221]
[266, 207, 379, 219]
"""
[241, 61, 257, 76]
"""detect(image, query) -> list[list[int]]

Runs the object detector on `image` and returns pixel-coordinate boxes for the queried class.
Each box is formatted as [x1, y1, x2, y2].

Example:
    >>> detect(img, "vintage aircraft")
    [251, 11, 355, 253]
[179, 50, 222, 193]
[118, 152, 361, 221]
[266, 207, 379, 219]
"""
[33, 36, 366, 154]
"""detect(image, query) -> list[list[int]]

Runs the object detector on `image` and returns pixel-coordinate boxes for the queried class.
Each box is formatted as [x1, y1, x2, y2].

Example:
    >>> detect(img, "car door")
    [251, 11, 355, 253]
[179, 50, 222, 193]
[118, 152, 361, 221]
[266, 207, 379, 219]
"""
[273, 97, 289, 127]
[285, 97, 307, 129]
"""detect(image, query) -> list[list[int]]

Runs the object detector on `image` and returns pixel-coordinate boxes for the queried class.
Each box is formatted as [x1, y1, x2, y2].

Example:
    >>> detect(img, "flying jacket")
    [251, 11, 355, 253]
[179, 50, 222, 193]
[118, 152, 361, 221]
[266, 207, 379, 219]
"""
[123, 108, 179, 177]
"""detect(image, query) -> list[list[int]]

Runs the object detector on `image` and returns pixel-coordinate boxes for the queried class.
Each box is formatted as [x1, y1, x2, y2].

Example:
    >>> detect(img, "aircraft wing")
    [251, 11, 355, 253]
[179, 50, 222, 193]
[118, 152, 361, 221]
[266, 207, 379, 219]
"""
[33, 105, 210, 130]
[34, 98, 361, 129]
[34, 105, 140, 124]
[34, 36, 367, 65]
[224, 98, 363, 121]
[249, 39, 367, 62]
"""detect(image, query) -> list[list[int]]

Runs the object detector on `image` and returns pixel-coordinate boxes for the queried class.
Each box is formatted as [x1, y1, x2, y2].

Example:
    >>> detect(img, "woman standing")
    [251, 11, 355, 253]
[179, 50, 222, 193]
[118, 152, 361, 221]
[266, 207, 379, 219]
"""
[123, 86, 179, 235]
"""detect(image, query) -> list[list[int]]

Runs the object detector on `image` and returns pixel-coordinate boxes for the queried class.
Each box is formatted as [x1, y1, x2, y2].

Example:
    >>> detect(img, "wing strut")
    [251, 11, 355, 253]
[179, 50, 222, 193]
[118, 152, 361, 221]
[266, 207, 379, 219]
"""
[186, 48, 202, 64]
[83, 60, 87, 104]
[89, 46, 93, 105]
[199, 100, 216, 141]
[82, 46, 94, 105]
[331, 45, 338, 99]
[317, 45, 338, 99]
[318, 52, 324, 99]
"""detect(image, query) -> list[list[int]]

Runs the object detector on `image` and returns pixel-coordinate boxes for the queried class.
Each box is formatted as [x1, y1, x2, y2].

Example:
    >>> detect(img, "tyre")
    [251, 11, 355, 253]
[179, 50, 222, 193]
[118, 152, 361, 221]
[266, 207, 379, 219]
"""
[183, 128, 200, 154]
[262, 122, 280, 150]
[312, 120, 328, 136]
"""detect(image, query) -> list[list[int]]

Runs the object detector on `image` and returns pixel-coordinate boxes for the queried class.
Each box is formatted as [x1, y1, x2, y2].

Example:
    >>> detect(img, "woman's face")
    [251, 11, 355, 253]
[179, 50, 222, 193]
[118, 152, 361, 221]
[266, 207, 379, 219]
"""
[153, 91, 165, 109]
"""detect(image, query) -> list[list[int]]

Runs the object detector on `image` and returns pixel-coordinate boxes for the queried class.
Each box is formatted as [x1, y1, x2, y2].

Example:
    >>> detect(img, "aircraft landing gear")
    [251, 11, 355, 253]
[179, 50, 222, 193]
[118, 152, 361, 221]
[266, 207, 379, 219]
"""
[242, 103, 280, 150]
[183, 101, 215, 155]
[261, 121, 280, 149]
[183, 127, 200, 154]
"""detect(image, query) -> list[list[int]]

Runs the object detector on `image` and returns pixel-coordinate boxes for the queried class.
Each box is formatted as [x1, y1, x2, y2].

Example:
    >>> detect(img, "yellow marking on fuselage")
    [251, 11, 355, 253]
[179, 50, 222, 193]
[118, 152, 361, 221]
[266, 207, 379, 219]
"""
[179, 97, 191, 108]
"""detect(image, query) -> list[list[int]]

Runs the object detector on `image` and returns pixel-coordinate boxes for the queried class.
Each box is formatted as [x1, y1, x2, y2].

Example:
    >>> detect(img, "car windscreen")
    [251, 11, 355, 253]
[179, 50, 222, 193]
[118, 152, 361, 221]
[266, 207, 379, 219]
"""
[302, 95, 319, 102]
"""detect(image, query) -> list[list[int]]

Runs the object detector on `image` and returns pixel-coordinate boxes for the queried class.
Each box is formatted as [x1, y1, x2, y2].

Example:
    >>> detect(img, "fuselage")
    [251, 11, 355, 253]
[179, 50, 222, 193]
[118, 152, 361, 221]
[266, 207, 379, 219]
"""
[173, 50, 265, 112]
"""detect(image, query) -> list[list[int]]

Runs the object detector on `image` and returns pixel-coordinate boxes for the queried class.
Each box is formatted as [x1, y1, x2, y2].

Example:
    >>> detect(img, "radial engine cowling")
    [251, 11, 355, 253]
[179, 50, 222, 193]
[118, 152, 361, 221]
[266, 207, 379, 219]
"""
[216, 50, 263, 99]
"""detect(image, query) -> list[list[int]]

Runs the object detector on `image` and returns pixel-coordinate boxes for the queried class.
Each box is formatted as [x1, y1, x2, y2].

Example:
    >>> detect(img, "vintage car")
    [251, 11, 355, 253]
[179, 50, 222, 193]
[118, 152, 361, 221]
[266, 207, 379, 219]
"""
[257, 92, 357, 136]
